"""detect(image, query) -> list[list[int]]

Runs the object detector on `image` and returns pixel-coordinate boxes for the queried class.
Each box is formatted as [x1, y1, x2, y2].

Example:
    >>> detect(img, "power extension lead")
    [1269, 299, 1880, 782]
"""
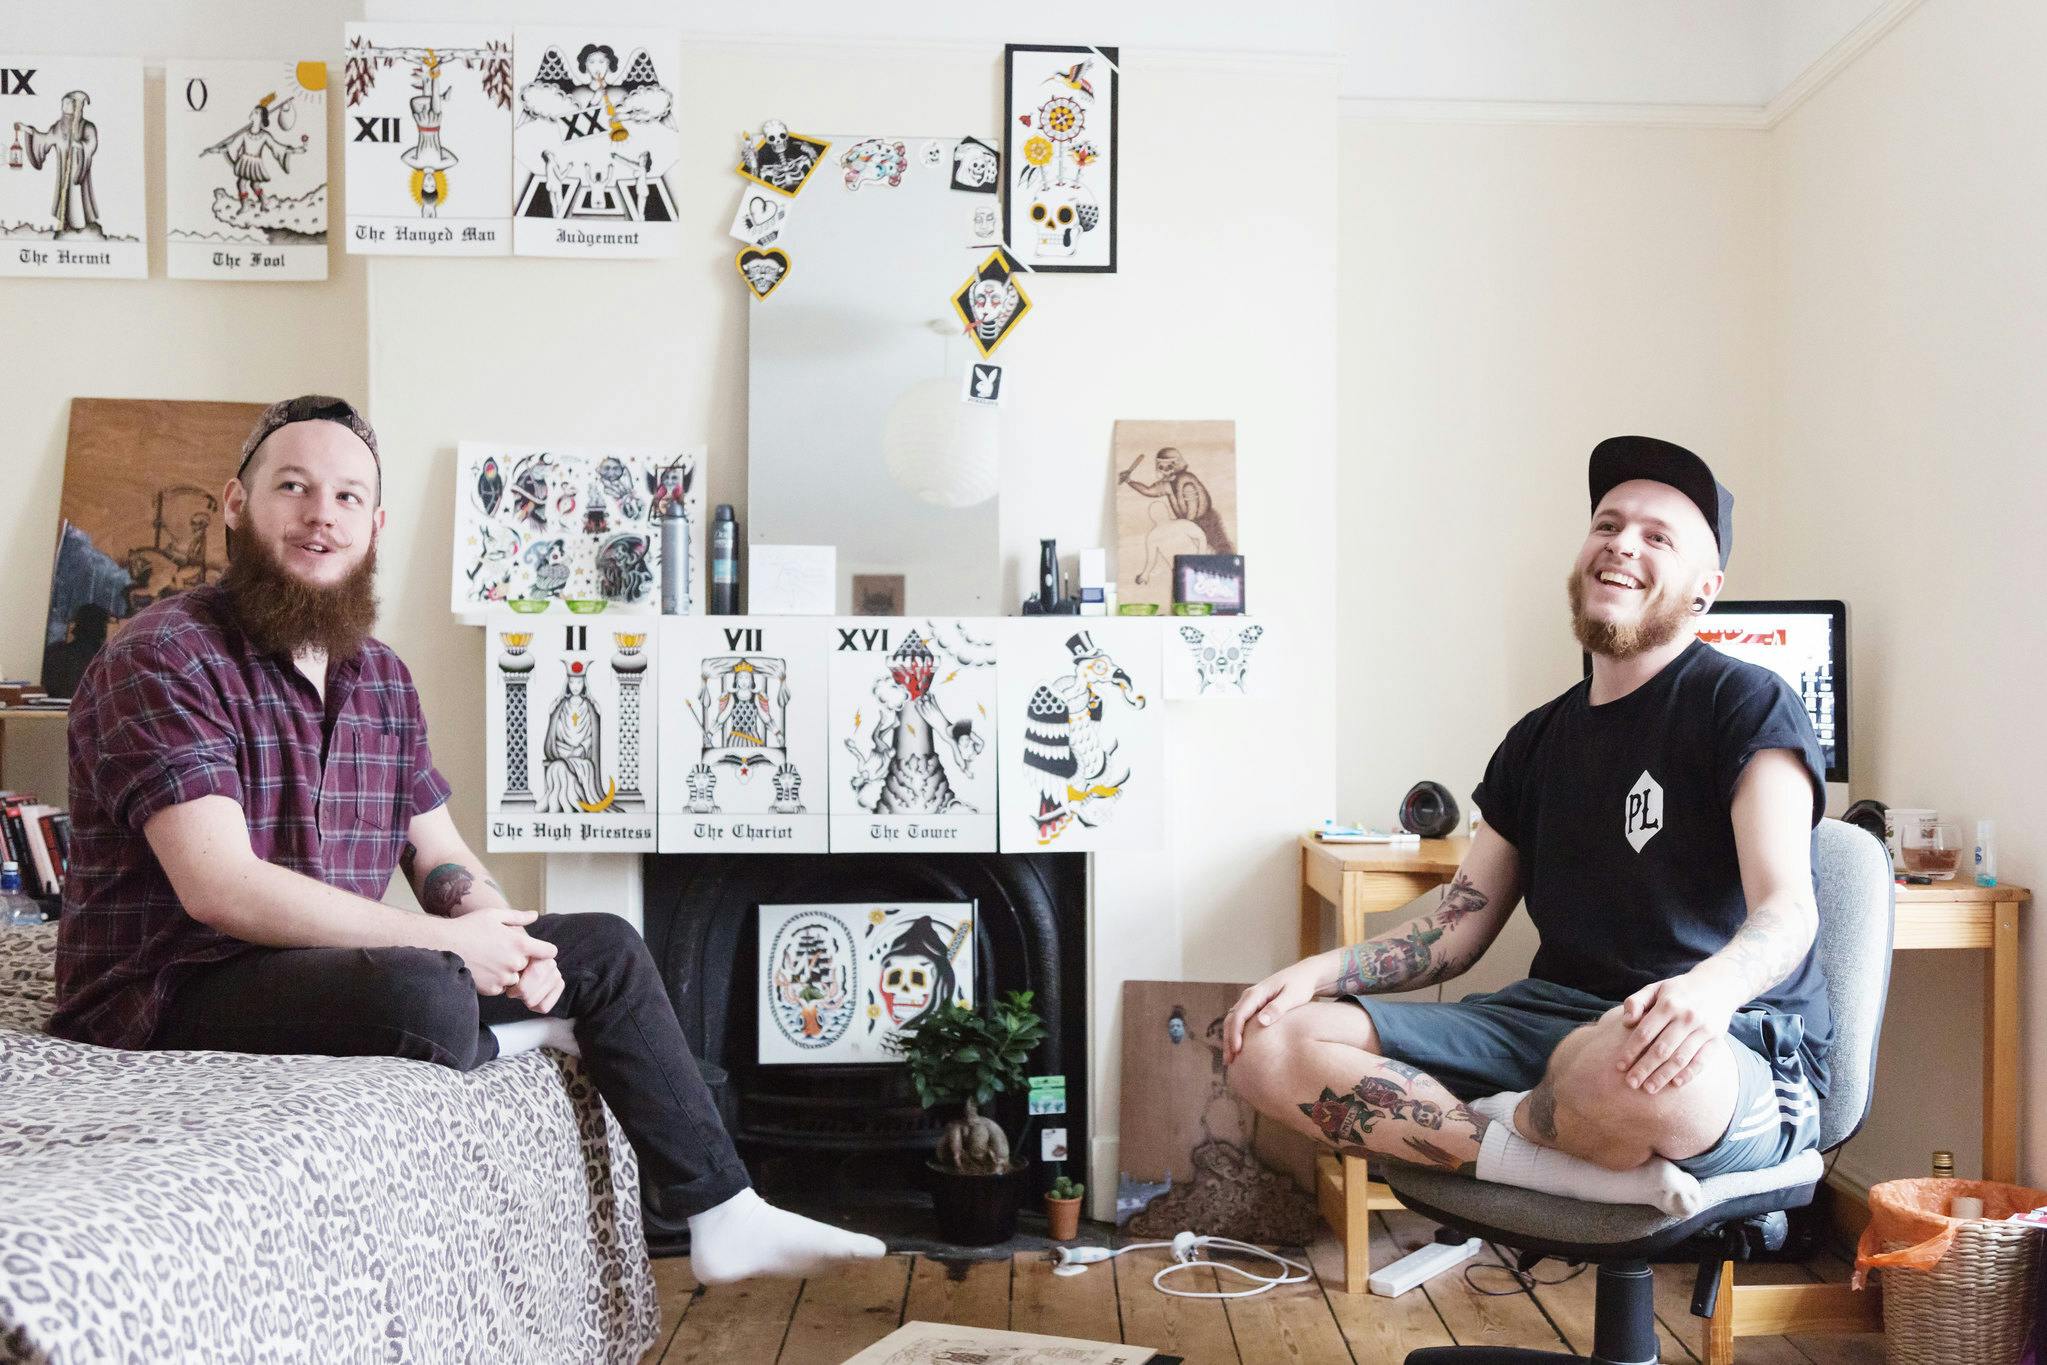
[1368, 1237, 1482, 1297]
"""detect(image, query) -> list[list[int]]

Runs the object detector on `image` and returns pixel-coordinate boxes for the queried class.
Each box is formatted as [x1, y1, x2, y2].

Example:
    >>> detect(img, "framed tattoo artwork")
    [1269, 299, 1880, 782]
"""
[757, 901, 974, 1065]
[1163, 618, 1269, 700]
[1002, 43, 1117, 274]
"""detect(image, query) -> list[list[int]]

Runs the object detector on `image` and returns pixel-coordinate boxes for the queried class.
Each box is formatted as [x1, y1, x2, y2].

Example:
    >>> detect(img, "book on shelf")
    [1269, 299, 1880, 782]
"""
[2, 804, 42, 895]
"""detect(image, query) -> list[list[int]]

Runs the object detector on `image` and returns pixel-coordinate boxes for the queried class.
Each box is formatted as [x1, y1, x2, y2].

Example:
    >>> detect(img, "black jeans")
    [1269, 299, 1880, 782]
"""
[151, 911, 752, 1218]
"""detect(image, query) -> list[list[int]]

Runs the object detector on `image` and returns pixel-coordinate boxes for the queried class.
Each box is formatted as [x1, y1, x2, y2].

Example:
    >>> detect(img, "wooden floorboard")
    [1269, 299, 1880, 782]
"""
[639, 1256, 700, 1365]
[657, 1268, 803, 1365]
[1115, 1244, 1242, 1365]
[902, 1255, 1012, 1332]
[1534, 1254, 1689, 1362]
[775, 1255, 914, 1365]
[1785, 1253, 1884, 1365]
[1013, 1246, 1124, 1344]
[1221, 1239, 1358, 1365]
[1313, 1225, 1453, 1364]
[1379, 1208, 1567, 1355]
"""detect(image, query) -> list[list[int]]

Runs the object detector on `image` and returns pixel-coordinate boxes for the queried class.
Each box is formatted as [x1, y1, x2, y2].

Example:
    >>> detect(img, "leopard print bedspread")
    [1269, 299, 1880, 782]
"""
[0, 924, 660, 1363]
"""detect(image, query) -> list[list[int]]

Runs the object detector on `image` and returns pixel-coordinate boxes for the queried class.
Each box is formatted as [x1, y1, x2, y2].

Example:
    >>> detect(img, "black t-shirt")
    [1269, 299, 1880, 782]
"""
[1474, 639, 1833, 1086]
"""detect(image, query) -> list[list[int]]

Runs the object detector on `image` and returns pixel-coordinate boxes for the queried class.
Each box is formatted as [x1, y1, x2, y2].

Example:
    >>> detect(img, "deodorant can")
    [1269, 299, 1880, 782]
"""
[710, 504, 738, 615]
[659, 504, 688, 614]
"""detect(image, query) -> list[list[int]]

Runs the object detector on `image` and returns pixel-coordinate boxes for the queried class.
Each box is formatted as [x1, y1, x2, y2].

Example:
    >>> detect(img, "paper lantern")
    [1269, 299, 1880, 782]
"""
[881, 377, 1000, 509]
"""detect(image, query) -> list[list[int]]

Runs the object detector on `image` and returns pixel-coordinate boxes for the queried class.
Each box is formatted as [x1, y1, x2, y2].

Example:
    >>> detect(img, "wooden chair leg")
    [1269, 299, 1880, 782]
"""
[1705, 1260, 1737, 1365]
[1344, 1153, 1371, 1294]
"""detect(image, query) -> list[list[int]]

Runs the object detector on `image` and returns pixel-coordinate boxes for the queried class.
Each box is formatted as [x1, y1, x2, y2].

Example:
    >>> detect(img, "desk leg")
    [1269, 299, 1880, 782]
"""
[1984, 898, 2021, 1183]
[1300, 850, 1323, 961]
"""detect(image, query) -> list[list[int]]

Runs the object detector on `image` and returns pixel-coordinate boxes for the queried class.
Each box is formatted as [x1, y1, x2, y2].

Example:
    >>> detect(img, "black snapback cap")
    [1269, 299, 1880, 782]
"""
[1588, 435, 1733, 570]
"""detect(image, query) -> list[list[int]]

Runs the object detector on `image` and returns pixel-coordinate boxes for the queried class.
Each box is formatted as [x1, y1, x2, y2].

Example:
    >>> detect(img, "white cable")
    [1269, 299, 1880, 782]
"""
[1050, 1233, 1313, 1300]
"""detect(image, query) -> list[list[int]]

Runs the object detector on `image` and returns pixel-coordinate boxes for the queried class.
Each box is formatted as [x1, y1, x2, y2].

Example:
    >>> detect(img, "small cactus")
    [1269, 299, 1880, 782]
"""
[1048, 1175, 1084, 1201]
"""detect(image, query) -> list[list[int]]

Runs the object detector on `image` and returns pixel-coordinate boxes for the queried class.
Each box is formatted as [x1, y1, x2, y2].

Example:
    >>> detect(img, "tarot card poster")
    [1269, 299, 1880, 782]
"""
[512, 28, 680, 258]
[758, 902, 974, 1065]
[165, 61, 329, 281]
[451, 443, 701, 617]
[999, 620, 1165, 853]
[828, 619, 998, 852]
[658, 617, 829, 853]
[1114, 420, 1239, 613]
[0, 57, 146, 278]
[1003, 44, 1117, 274]
[1164, 619, 1270, 700]
[342, 24, 512, 256]
[486, 616, 657, 852]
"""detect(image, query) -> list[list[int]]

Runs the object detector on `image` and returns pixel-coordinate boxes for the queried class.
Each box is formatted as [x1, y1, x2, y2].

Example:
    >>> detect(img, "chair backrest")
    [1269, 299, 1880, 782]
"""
[1810, 817, 1896, 1151]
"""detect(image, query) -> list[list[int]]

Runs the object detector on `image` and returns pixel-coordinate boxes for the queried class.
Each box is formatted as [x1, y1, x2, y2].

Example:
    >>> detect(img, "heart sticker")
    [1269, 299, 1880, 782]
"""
[736, 247, 793, 300]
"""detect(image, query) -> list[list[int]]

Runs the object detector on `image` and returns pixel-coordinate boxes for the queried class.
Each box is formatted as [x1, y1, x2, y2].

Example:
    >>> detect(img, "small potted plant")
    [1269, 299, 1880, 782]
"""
[890, 989, 1047, 1247]
[1044, 1171, 1085, 1242]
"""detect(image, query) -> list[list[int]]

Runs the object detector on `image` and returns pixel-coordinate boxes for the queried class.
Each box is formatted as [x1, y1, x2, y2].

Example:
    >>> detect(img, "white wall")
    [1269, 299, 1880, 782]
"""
[1767, 0, 2047, 1189]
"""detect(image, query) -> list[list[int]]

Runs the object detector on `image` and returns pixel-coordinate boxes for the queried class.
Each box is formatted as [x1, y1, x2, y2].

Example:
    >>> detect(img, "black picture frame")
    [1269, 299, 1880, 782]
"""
[1001, 43, 1118, 275]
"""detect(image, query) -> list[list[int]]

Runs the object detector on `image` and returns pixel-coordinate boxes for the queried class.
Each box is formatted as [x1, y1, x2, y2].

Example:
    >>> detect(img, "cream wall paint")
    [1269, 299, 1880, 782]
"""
[1767, 0, 2047, 1189]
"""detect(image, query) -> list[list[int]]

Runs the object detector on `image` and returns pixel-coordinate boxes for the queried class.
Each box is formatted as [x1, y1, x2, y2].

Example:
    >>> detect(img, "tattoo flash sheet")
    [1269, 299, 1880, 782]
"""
[1163, 618, 1269, 700]
[165, 60, 329, 280]
[342, 24, 512, 255]
[998, 620, 1163, 853]
[451, 443, 701, 618]
[511, 27, 680, 257]
[757, 901, 974, 1065]
[486, 615, 657, 852]
[0, 56, 146, 278]
[657, 616, 830, 853]
[828, 619, 998, 852]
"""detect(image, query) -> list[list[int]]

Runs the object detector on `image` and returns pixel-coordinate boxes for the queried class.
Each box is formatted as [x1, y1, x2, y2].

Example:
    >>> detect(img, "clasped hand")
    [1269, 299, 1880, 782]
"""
[1615, 968, 1743, 1093]
[439, 908, 564, 1014]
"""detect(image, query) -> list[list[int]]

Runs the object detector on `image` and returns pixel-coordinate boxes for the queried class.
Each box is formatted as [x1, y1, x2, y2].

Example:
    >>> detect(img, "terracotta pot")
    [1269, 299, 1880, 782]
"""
[1044, 1194, 1083, 1242]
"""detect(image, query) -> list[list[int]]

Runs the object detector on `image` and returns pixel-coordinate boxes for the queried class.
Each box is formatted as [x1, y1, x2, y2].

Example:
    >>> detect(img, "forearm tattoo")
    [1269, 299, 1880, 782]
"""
[399, 841, 418, 880]
[421, 863, 477, 917]
[1333, 873, 1492, 995]
[1299, 1059, 1489, 1174]
[1711, 899, 1815, 999]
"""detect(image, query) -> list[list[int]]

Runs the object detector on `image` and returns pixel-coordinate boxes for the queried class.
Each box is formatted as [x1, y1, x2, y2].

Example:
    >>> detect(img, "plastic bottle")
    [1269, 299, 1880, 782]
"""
[1974, 819, 1997, 888]
[1, 862, 40, 928]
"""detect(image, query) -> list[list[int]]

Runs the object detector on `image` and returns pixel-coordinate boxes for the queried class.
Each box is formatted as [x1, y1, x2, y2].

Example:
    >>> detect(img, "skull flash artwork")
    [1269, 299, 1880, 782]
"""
[950, 249, 1031, 359]
[755, 902, 975, 1064]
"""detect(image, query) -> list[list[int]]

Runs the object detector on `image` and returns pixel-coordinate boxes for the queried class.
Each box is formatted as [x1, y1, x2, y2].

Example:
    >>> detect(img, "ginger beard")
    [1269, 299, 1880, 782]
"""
[1566, 560, 1695, 661]
[219, 524, 379, 662]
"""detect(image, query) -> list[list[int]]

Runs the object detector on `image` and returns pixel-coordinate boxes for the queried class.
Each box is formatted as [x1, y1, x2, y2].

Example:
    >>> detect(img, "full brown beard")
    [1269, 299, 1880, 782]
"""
[219, 529, 379, 661]
[1567, 567, 1693, 661]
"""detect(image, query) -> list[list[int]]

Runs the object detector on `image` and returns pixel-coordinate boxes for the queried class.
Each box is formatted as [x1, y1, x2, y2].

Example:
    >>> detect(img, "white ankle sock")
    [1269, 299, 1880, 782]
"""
[686, 1188, 888, 1286]
[1470, 1091, 1705, 1217]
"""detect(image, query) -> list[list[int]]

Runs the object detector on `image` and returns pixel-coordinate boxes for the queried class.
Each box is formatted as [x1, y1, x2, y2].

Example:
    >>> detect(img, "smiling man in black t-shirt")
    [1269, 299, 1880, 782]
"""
[1224, 437, 1828, 1211]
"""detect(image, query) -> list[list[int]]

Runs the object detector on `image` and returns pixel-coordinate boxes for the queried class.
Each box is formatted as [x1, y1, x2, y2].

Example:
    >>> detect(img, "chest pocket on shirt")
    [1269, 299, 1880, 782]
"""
[348, 724, 406, 831]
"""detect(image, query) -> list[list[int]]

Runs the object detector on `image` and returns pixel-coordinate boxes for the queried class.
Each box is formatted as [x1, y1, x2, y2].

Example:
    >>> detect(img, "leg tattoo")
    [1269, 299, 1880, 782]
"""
[1299, 1059, 1489, 1174]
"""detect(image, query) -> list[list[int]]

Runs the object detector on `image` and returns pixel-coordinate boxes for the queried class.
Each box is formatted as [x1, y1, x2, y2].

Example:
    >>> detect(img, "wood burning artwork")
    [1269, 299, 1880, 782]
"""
[0, 56, 147, 278]
[657, 616, 829, 853]
[757, 901, 974, 1065]
[41, 398, 263, 697]
[511, 27, 680, 257]
[827, 619, 998, 852]
[164, 59, 329, 281]
[341, 23, 512, 255]
[1163, 618, 1269, 700]
[451, 443, 699, 618]
[1112, 420, 1238, 614]
[485, 615, 657, 852]
[1115, 980, 1320, 1244]
[997, 620, 1164, 853]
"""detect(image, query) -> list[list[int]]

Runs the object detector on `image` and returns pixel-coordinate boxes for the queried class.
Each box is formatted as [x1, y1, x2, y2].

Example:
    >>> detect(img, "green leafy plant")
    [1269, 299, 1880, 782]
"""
[888, 990, 1047, 1176]
[1048, 1175, 1084, 1201]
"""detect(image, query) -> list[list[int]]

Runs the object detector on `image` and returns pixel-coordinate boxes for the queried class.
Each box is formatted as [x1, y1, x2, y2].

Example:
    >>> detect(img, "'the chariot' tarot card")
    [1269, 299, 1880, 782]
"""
[451, 443, 701, 618]
[341, 24, 512, 255]
[485, 615, 657, 852]
[511, 26, 680, 257]
[0, 55, 147, 278]
[657, 616, 830, 853]
[998, 619, 1164, 853]
[757, 901, 974, 1065]
[164, 59, 329, 280]
[827, 619, 998, 852]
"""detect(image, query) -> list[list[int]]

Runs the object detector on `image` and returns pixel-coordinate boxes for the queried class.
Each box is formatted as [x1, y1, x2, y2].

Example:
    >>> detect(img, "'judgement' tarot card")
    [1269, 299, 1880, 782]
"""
[827, 619, 998, 852]
[657, 616, 830, 853]
[164, 59, 329, 280]
[485, 615, 657, 852]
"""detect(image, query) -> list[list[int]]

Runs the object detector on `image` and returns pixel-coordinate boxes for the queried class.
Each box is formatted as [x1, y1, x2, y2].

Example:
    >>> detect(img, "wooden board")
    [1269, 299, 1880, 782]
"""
[42, 397, 265, 695]
[1113, 420, 1237, 612]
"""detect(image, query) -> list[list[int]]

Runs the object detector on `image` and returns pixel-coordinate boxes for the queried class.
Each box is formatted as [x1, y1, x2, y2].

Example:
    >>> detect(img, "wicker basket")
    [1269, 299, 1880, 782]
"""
[1880, 1216, 2042, 1365]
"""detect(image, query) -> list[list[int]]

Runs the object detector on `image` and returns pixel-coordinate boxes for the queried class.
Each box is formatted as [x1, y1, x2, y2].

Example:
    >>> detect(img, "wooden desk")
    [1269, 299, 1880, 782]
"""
[1296, 832, 2031, 1299]
[0, 707, 69, 790]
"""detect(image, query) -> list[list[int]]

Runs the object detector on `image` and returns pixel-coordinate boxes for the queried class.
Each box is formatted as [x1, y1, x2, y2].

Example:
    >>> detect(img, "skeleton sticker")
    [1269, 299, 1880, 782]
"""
[165, 60, 329, 280]
[727, 184, 786, 247]
[1003, 44, 1117, 273]
[756, 901, 974, 1065]
[736, 245, 790, 300]
[949, 135, 1000, 194]
[658, 616, 830, 853]
[736, 119, 829, 197]
[452, 443, 702, 618]
[486, 616, 657, 852]
[829, 619, 999, 852]
[0, 56, 147, 278]
[1163, 619, 1268, 700]
[950, 248, 1031, 359]
[511, 28, 680, 257]
[838, 137, 907, 191]
[998, 619, 1165, 852]
[341, 25, 513, 255]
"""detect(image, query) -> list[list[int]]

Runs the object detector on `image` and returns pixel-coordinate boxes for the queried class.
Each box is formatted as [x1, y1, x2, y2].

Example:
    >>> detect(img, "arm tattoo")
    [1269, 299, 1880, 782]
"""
[1711, 899, 1815, 999]
[1333, 873, 1492, 996]
[399, 841, 418, 880]
[1299, 1066, 1489, 1175]
[421, 863, 477, 917]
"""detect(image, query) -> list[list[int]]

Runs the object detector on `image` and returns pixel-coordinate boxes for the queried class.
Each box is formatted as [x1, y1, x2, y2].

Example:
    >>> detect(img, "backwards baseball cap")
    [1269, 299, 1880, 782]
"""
[236, 394, 380, 495]
[1588, 435, 1733, 570]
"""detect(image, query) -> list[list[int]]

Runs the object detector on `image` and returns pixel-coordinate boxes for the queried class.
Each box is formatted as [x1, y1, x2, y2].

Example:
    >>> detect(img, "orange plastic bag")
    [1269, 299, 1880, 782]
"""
[1853, 1178, 2047, 1288]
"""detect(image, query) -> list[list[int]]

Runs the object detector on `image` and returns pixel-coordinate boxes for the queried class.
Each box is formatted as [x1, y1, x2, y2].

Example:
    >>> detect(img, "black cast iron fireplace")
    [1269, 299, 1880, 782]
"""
[641, 851, 1088, 1249]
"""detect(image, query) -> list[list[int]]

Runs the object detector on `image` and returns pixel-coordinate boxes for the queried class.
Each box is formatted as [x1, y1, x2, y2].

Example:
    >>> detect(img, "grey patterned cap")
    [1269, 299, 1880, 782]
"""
[237, 394, 380, 496]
